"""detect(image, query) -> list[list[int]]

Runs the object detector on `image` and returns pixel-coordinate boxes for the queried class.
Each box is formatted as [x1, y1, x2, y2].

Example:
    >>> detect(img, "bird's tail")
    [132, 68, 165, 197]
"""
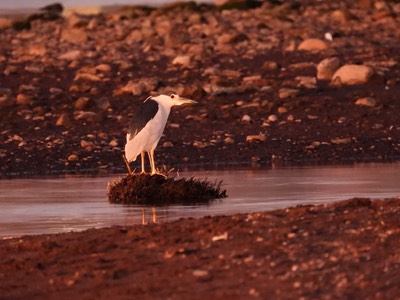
[124, 137, 140, 162]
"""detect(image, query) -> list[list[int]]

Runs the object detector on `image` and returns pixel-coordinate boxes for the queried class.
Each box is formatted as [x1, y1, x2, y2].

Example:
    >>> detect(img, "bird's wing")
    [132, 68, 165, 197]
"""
[127, 98, 159, 141]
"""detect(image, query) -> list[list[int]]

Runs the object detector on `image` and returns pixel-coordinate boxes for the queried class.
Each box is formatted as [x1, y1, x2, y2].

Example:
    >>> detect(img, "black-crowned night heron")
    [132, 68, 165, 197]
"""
[124, 92, 197, 175]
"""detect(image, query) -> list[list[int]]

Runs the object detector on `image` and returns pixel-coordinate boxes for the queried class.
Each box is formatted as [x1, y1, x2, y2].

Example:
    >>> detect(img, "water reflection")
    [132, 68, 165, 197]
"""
[1, 162, 399, 237]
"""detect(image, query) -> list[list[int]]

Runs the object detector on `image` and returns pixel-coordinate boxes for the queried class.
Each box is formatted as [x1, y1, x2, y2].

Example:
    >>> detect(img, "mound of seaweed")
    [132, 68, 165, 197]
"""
[108, 173, 227, 205]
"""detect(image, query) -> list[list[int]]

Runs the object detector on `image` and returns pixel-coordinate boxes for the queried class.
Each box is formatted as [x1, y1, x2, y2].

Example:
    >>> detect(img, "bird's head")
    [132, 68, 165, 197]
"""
[151, 92, 197, 108]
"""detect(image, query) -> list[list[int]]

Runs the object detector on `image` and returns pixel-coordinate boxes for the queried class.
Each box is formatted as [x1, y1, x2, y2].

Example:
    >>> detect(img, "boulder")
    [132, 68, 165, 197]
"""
[331, 64, 374, 86]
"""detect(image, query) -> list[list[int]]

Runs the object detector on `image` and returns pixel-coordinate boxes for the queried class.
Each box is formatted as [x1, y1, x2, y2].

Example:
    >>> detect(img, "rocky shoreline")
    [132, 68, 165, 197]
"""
[0, 0, 399, 177]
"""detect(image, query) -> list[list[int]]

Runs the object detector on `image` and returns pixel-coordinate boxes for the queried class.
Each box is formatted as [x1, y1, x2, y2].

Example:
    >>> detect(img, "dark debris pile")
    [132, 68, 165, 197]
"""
[108, 173, 227, 205]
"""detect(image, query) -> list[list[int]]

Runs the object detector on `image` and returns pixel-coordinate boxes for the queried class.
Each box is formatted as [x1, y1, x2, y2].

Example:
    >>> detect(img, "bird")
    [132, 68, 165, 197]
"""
[124, 92, 197, 175]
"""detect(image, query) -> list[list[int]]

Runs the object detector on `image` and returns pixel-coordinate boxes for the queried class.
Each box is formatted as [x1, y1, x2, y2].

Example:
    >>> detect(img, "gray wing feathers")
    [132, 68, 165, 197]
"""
[128, 99, 159, 140]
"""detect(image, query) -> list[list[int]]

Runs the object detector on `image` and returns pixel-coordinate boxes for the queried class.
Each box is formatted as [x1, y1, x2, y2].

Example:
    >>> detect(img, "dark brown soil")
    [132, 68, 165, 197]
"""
[108, 173, 226, 204]
[1, 197, 400, 300]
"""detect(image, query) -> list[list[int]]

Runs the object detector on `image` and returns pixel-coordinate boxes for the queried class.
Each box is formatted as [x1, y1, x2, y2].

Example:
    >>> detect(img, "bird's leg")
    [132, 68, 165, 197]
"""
[141, 208, 147, 225]
[141, 152, 146, 174]
[152, 207, 156, 223]
[123, 155, 132, 175]
[148, 149, 156, 175]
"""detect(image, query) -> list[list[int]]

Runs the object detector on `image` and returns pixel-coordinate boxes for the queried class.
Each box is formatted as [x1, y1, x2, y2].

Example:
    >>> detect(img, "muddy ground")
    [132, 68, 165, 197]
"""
[1, 0, 400, 299]
[1, 197, 400, 299]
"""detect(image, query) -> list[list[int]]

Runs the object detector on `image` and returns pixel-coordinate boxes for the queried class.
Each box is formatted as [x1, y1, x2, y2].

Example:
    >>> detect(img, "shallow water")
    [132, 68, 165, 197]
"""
[1, 162, 400, 238]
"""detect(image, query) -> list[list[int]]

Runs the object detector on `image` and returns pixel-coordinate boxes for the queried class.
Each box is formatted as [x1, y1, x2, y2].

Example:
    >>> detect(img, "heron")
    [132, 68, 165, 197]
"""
[124, 92, 197, 175]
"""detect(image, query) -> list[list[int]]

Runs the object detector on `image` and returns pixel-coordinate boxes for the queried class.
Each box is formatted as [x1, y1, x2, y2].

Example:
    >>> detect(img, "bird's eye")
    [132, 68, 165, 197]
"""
[170, 94, 175, 99]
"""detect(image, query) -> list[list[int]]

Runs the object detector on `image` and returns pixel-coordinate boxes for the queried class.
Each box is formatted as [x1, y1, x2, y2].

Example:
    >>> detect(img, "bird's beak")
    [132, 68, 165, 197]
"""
[177, 97, 198, 106]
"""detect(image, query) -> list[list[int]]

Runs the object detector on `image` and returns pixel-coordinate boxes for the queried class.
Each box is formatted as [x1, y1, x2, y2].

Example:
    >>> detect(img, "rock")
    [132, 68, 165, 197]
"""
[262, 61, 279, 71]
[172, 55, 191, 67]
[296, 76, 317, 89]
[58, 50, 81, 60]
[75, 111, 97, 121]
[115, 78, 159, 96]
[74, 72, 101, 82]
[331, 137, 352, 145]
[109, 140, 118, 147]
[242, 114, 252, 122]
[16, 94, 31, 105]
[279, 88, 299, 99]
[163, 141, 174, 148]
[95, 64, 112, 72]
[224, 137, 235, 144]
[331, 64, 374, 86]
[67, 154, 79, 162]
[277, 106, 288, 114]
[56, 113, 72, 127]
[317, 57, 341, 81]
[268, 115, 278, 122]
[61, 28, 88, 44]
[0, 95, 14, 108]
[0, 17, 13, 30]
[74, 97, 91, 110]
[355, 97, 376, 107]
[298, 38, 328, 51]
[246, 133, 267, 142]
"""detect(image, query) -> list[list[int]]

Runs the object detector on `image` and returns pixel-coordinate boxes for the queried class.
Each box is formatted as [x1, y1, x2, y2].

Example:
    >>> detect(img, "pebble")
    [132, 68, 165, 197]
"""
[355, 97, 376, 107]
[56, 114, 72, 127]
[298, 38, 328, 51]
[268, 115, 278, 122]
[246, 133, 267, 142]
[74, 97, 90, 110]
[67, 154, 79, 162]
[163, 141, 174, 148]
[331, 64, 374, 86]
[58, 50, 81, 60]
[277, 106, 288, 114]
[224, 137, 235, 144]
[192, 269, 210, 278]
[278, 88, 300, 99]
[109, 140, 118, 147]
[61, 28, 88, 44]
[317, 57, 341, 81]
[172, 55, 191, 67]
[242, 114, 252, 122]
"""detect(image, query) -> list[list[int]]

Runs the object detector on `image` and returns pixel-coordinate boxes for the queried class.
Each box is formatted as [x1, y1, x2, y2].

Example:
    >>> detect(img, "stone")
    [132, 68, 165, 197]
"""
[331, 64, 374, 86]
[67, 154, 79, 162]
[246, 133, 267, 142]
[95, 64, 112, 72]
[0, 17, 12, 30]
[242, 115, 252, 122]
[279, 88, 299, 99]
[163, 141, 174, 148]
[224, 137, 235, 144]
[298, 38, 328, 51]
[74, 72, 101, 82]
[74, 97, 91, 110]
[16, 94, 31, 105]
[296, 76, 317, 89]
[262, 61, 279, 71]
[0, 95, 14, 108]
[268, 115, 278, 122]
[172, 55, 191, 67]
[317, 57, 341, 81]
[56, 113, 72, 127]
[58, 50, 81, 60]
[61, 28, 88, 44]
[355, 97, 376, 107]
